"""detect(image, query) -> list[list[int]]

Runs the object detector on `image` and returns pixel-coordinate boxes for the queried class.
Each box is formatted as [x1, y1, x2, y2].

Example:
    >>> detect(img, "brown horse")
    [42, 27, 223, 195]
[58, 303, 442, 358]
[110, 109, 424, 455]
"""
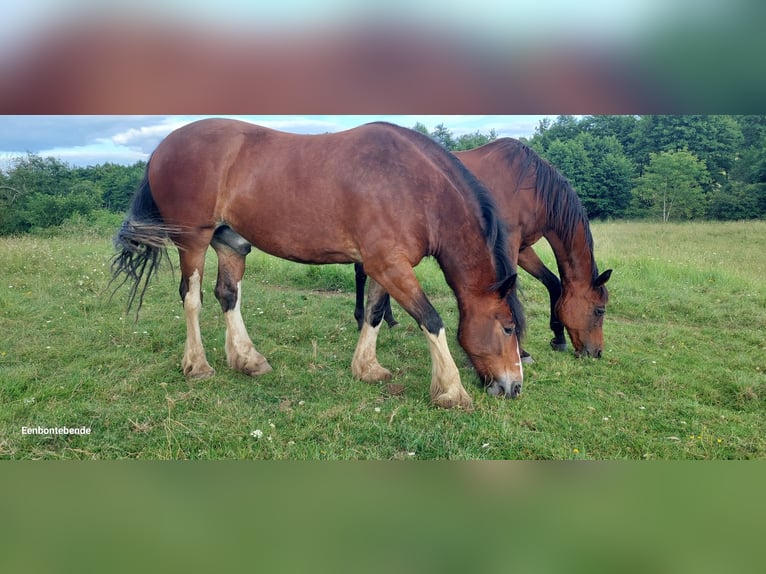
[111, 119, 526, 409]
[355, 137, 611, 358]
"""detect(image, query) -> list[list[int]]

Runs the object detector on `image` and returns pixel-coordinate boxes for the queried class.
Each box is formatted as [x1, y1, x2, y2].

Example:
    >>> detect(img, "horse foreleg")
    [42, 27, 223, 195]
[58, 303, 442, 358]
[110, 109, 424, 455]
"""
[351, 278, 392, 382]
[518, 247, 567, 352]
[365, 262, 472, 410]
[212, 239, 272, 377]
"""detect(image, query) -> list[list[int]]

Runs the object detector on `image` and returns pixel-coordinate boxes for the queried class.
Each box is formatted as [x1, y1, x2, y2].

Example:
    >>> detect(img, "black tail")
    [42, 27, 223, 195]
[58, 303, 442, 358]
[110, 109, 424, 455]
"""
[109, 160, 180, 318]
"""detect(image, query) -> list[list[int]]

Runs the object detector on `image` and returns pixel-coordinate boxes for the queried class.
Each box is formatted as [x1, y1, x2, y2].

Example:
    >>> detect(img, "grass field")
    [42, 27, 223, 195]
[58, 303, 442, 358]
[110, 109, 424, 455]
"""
[1, 220, 764, 459]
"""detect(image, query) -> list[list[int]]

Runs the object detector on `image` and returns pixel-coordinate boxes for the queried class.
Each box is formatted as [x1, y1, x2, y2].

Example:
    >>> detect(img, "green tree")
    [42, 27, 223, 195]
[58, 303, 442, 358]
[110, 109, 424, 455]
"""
[632, 115, 742, 187]
[631, 149, 711, 222]
[530, 115, 581, 153]
[578, 133, 635, 218]
[453, 129, 497, 151]
[0, 155, 75, 233]
[411, 122, 430, 137]
[430, 123, 455, 150]
[76, 161, 145, 212]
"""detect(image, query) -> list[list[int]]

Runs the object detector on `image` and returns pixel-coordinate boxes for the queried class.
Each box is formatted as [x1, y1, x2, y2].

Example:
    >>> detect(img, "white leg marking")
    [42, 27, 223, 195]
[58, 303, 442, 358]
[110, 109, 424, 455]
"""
[423, 327, 472, 409]
[182, 270, 214, 378]
[351, 322, 391, 382]
[224, 281, 271, 375]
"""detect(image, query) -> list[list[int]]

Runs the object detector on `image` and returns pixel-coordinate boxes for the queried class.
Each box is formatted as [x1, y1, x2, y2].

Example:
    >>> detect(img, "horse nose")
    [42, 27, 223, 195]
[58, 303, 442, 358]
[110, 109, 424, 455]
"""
[575, 346, 603, 359]
[486, 379, 523, 399]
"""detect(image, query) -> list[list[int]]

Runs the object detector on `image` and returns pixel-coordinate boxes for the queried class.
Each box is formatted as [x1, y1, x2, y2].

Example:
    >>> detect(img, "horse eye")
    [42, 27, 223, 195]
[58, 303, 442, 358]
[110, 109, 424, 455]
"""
[503, 325, 516, 336]
[595, 307, 606, 317]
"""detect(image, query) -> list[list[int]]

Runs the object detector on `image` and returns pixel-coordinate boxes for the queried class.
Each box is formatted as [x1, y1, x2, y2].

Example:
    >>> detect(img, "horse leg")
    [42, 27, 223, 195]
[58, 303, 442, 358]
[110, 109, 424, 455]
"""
[518, 247, 567, 352]
[363, 261, 472, 410]
[211, 228, 272, 376]
[353, 263, 366, 331]
[355, 263, 398, 330]
[179, 247, 215, 379]
[351, 278, 393, 382]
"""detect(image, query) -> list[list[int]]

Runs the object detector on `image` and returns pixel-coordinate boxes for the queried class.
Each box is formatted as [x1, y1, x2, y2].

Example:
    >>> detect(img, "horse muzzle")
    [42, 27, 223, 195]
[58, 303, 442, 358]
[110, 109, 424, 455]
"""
[486, 378, 523, 399]
[575, 346, 603, 359]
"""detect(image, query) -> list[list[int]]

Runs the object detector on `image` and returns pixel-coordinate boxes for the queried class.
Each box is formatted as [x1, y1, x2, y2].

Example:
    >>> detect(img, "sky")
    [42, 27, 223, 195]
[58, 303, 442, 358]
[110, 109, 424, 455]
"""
[0, 116, 554, 168]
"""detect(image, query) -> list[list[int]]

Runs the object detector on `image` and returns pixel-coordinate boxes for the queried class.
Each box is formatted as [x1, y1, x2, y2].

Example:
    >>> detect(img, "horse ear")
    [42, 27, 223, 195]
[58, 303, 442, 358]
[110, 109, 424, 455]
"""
[497, 273, 517, 299]
[594, 269, 612, 287]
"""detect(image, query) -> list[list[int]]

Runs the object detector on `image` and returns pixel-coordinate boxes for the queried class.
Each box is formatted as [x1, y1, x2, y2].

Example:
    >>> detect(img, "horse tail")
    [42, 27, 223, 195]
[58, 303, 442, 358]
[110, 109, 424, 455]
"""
[109, 159, 179, 317]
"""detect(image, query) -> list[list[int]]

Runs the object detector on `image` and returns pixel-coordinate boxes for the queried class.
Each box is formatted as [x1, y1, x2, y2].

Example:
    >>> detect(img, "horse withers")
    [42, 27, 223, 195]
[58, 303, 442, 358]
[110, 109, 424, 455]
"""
[111, 119, 526, 409]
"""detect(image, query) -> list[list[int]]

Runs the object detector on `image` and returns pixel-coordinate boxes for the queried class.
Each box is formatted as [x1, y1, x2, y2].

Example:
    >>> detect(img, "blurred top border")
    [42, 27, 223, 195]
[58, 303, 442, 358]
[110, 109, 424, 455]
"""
[1, 2, 764, 113]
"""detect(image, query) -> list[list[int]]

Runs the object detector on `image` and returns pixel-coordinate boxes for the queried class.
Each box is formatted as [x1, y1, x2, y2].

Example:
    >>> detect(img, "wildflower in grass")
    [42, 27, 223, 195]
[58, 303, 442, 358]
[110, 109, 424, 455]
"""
[573, 448, 580, 454]
[250, 429, 263, 439]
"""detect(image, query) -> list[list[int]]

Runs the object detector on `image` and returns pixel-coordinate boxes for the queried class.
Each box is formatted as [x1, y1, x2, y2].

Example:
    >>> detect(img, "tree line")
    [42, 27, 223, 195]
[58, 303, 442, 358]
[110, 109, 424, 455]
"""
[0, 157, 145, 234]
[417, 115, 766, 222]
[1, 115, 765, 235]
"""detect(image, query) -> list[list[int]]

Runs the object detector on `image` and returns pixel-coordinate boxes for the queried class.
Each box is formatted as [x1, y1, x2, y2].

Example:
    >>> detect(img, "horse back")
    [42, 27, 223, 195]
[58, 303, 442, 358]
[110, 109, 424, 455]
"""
[146, 119, 461, 264]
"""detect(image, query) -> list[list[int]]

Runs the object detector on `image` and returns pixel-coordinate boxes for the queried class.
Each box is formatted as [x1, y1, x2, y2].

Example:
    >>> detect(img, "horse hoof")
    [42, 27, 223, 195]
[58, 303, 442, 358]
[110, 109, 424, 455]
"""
[355, 364, 392, 383]
[432, 389, 474, 411]
[184, 364, 216, 380]
[242, 360, 273, 376]
[550, 340, 568, 352]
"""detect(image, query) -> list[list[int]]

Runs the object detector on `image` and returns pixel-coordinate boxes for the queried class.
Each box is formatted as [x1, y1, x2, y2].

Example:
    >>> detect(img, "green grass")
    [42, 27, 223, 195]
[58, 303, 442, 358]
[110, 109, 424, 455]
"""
[1, 221, 764, 459]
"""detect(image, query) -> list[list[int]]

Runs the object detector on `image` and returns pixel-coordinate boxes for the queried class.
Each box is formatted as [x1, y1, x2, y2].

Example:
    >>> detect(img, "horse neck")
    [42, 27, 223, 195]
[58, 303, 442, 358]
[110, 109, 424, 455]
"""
[434, 222, 498, 313]
[543, 221, 597, 287]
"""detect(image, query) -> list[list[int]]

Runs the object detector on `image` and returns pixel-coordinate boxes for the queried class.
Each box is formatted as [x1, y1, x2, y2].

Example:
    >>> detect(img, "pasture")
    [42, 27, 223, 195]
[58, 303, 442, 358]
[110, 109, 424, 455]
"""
[0, 220, 764, 459]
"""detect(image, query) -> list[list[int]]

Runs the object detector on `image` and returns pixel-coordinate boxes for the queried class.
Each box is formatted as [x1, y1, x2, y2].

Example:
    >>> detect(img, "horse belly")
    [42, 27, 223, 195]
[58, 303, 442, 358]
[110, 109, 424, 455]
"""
[224, 203, 362, 265]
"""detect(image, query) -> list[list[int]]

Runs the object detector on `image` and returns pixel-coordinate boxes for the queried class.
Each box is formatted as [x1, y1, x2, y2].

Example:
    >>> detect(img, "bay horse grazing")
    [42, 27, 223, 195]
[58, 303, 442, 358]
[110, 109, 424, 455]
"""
[111, 119, 526, 409]
[355, 138, 611, 358]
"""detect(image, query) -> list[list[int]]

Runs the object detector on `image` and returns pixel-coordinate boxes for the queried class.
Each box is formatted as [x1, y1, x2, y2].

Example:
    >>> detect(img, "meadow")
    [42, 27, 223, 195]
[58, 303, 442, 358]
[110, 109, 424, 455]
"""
[0, 220, 764, 459]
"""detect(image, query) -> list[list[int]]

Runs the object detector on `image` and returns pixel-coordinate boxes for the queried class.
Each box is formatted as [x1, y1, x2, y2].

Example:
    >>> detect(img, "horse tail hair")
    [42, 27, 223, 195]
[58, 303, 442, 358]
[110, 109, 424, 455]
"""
[109, 159, 179, 318]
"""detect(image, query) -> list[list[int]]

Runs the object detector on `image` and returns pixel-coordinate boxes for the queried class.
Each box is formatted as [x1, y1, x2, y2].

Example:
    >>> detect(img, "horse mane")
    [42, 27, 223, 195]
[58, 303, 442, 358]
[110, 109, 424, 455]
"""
[368, 122, 526, 336]
[491, 138, 600, 281]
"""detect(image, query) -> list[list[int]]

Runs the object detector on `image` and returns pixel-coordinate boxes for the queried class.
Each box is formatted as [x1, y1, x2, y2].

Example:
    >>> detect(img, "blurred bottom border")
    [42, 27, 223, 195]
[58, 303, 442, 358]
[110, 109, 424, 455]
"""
[2, 461, 764, 573]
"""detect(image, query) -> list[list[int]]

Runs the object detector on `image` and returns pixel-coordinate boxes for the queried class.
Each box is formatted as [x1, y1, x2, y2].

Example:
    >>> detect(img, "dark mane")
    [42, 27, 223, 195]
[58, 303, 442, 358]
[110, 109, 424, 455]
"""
[493, 138, 600, 281]
[369, 122, 525, 335]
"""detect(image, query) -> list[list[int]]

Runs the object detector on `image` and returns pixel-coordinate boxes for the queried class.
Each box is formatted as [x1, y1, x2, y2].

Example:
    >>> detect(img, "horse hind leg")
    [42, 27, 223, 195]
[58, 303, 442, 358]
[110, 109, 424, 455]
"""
[351, 278, 394, 382]
[179, 248, 216, 379]
[211, 227, 272, 377]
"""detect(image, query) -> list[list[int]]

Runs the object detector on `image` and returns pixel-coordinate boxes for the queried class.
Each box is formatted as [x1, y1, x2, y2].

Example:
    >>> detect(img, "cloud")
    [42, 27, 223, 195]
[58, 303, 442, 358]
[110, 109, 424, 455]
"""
[0, 116, 163, 152]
